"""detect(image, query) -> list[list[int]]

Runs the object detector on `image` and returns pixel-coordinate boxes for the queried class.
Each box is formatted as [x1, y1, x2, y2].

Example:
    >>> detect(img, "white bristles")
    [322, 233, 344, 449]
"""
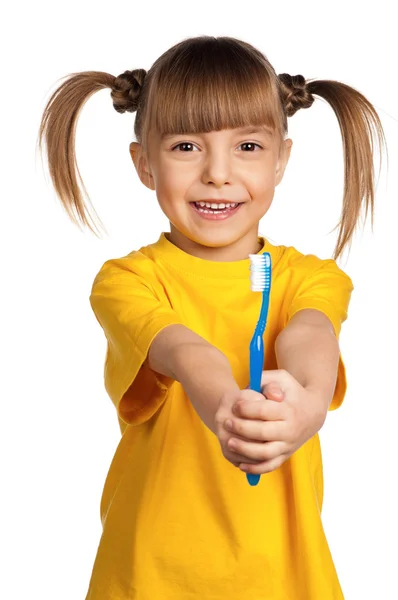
[249, 254, 271, 292]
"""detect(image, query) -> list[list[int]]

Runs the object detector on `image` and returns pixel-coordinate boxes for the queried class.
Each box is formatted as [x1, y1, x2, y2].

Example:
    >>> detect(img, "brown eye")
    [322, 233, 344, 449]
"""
[172, 143, 198, 152]
[239, 142, 262, 152]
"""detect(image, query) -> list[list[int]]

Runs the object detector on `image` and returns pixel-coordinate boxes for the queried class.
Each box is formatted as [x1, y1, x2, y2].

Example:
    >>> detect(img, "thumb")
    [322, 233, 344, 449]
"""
[260, 370, 289, 401]
[263, 383, 284, 401]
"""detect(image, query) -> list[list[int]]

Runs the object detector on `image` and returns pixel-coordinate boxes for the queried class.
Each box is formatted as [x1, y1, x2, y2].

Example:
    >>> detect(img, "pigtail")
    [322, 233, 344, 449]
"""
[37, 69, 146, 234]
[279, 74, 388, 261]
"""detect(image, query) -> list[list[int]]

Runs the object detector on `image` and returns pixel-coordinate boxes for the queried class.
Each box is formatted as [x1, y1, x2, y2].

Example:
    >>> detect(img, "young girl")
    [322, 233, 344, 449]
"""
[38, 35, 387, 599]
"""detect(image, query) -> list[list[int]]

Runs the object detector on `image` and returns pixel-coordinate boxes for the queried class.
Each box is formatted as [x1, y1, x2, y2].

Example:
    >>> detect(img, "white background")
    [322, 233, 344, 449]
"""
[1, 1, 397, 598]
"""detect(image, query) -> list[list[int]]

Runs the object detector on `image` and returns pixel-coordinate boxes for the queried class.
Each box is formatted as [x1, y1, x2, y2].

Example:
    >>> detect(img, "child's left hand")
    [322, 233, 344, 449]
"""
[224, 369, 329, 474]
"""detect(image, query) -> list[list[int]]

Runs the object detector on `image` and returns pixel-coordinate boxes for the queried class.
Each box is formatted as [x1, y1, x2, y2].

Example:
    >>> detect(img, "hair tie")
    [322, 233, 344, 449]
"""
[111, 68, 147, 114]
[278, 73, 314, 117]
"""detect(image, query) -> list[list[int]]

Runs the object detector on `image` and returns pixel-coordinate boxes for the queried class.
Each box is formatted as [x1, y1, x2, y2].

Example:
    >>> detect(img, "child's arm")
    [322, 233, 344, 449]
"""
[274, 308, 340, 418]
[224, 309, 342, 474]
[148, 324, 239, 431]
[148, 323, 264, 467]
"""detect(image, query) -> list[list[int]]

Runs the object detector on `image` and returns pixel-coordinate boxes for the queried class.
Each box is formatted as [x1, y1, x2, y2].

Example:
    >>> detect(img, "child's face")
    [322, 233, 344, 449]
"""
[130, 126, 292, 259]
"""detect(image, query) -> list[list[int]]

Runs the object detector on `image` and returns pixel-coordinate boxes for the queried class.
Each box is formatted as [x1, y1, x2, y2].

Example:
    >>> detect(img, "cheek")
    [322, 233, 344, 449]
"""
[156, 164, 193, 202]
[251, 163, 277, 188]
[247, 168, 277, 213]
[248, 174, 276, 203]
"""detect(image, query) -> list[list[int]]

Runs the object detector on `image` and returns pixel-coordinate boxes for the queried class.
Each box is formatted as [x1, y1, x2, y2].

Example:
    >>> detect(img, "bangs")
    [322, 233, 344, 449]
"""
[143, 37, 284, 142]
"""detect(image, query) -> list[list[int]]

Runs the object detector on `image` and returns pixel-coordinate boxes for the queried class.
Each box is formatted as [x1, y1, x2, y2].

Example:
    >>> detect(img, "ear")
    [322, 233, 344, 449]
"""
[129, 142, 155, 190]
[275, 138, 293, 186]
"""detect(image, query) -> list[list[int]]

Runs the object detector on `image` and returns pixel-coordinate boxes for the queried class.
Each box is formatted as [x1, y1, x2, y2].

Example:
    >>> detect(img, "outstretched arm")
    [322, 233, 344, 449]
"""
[148, 324, 240, 433]
[148, 324, 268, 468]
[224, 309, 342, 474]
[274, 308, 340, 420]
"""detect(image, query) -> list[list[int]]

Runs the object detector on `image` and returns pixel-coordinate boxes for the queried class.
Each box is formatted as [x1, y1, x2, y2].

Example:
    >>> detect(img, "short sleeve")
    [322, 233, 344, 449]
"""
[89, 258, 183, 425]
[286, 259, 354, 410]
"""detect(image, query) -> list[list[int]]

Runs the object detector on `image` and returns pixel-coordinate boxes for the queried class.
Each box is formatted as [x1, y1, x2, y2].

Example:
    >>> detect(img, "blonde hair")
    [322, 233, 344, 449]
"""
[37, 35, 388, 260]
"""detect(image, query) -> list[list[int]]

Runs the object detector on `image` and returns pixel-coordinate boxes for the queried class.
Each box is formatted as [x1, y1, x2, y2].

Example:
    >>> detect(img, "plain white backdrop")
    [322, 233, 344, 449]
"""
[1, 1, 397, 598]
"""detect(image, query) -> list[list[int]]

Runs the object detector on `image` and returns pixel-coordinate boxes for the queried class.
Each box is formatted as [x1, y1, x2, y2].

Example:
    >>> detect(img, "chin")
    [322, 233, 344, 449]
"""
[188, 229, 244, 249]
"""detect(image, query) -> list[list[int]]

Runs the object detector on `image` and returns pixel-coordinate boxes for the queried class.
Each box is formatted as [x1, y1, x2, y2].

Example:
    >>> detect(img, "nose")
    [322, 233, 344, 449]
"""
[201, 149, 232, 187]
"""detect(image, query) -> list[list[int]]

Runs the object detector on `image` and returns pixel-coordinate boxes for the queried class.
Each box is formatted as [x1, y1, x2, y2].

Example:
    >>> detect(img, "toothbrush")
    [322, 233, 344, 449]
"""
[246, 252, 272, 486]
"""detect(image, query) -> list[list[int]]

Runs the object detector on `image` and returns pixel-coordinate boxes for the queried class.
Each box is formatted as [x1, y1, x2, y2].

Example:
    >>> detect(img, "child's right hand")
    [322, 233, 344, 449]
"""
[215, 388, 270, 467]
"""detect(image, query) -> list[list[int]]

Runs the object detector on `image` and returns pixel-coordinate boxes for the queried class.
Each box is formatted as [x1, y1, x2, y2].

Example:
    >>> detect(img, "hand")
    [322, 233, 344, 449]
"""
[224, 370, 328, 474]
[214, 388, 271, 468]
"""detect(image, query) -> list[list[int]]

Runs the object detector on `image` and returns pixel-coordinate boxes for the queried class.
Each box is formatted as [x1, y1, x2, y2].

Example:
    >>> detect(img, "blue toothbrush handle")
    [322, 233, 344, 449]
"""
[246, 333, 264, 486]
[247, 473, 261, 486]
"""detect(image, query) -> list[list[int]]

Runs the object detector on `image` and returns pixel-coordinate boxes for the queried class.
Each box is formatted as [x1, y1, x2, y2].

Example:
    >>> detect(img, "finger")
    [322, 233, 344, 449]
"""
[227, 439, 285, 462]
[221, 440, 264, 465]
[239, 454, 287, 474]
[262, 383, 284, 402]
[241, 384, 284, 403]
[233, 398, 286, 421]
[240, 388, 266, 402]
[260, 369, 291, 391]
[225, 449, 263, 465]
[225, 417, 285, 442]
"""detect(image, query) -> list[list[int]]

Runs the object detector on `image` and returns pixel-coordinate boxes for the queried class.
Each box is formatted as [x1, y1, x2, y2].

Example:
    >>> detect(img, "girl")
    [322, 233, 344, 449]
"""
[38, 36, 387, 599]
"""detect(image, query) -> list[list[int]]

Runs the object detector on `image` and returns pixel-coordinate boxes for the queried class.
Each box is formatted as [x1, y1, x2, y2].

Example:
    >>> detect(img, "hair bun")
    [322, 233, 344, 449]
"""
[111, 68, 147, 114]
[278, 73, 314, 117]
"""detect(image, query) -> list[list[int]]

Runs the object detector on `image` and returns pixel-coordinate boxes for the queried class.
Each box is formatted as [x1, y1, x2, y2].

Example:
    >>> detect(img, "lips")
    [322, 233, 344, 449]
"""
[191, 201, 242, 210]
[190, 201, 243, 221]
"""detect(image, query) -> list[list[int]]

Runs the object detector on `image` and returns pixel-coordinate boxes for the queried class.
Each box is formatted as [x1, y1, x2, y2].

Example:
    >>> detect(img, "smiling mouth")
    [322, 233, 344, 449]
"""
[190, 200, 243, 220]
[191, 201, 243, 213]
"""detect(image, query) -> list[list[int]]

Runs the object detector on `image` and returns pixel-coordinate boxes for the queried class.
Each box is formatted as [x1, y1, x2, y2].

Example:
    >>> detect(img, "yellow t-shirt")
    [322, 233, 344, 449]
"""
[86, 232, 354, 600]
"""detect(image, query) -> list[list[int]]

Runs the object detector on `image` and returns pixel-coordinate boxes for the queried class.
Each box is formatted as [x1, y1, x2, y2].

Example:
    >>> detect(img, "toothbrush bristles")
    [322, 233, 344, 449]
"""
[249, 253, 271, 292]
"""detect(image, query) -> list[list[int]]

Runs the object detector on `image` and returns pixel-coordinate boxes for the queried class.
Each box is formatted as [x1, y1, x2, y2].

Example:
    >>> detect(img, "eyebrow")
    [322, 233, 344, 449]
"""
[161, 125, 274, 140]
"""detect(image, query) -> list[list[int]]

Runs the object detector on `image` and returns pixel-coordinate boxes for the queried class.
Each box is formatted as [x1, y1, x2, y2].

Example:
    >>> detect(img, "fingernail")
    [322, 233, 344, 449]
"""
[240, 464, 248, 472]
[228, 439, 237, 449]
[270, 387, 282, 395]
[225, 419, 233, 430]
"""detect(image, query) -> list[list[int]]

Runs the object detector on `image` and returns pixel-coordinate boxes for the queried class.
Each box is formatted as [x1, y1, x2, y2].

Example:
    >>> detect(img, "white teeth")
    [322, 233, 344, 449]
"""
[196, 201, 238, 209]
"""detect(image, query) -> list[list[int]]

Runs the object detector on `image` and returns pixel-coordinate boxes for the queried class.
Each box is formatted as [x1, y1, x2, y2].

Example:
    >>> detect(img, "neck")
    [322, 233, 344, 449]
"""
[168, 225, 263, 262]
